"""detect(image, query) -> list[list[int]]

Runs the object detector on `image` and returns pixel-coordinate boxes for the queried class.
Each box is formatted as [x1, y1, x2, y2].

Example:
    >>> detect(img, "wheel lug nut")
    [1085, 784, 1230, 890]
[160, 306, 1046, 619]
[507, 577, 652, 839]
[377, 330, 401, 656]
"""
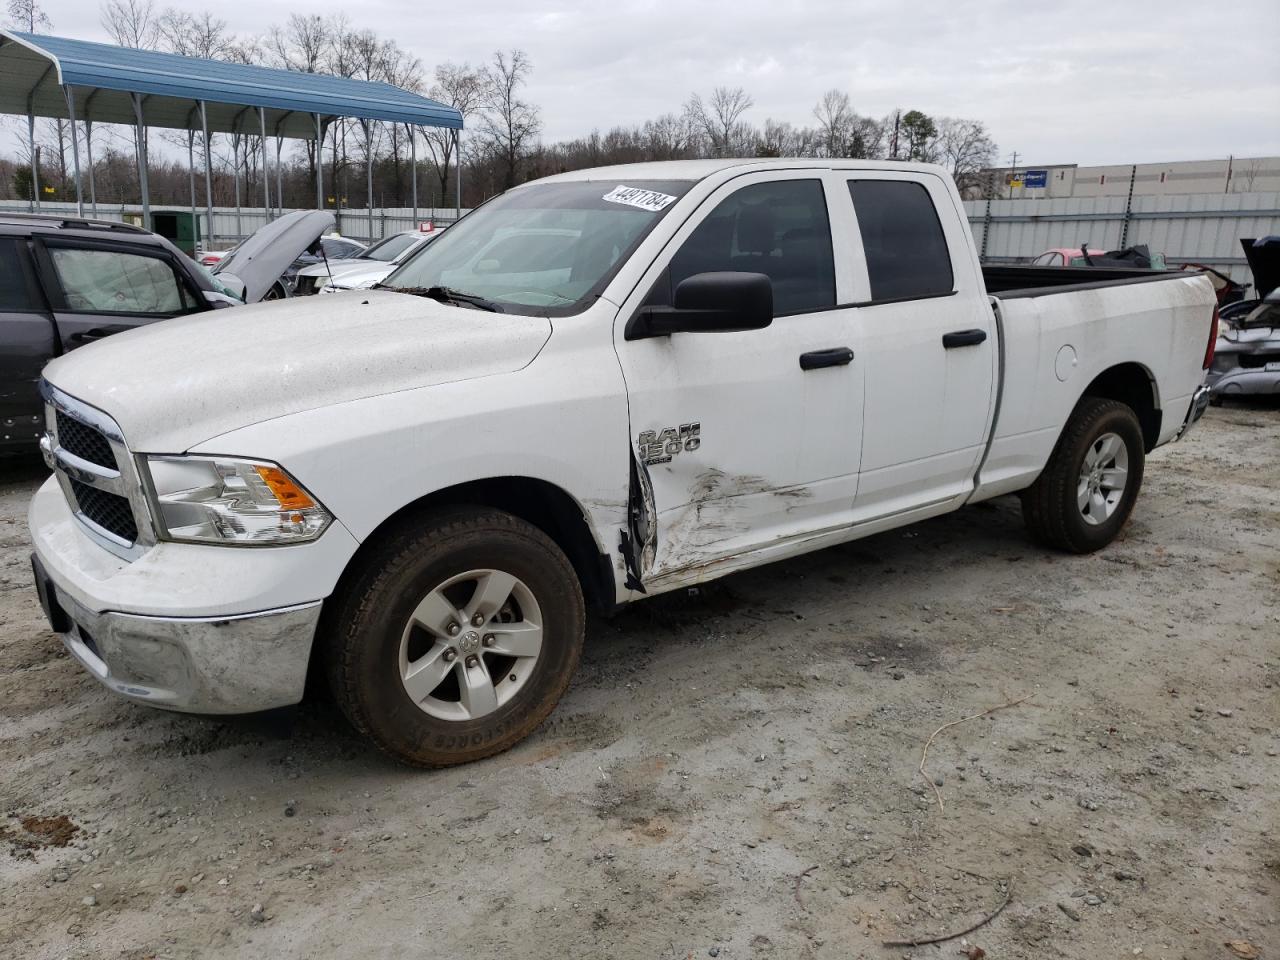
[482, 635, 495, 648]
[442, 648, 457, 663]
[447, 623, 461, 636]
[471, 613, 485, 627]
[465, 654, 479, 668]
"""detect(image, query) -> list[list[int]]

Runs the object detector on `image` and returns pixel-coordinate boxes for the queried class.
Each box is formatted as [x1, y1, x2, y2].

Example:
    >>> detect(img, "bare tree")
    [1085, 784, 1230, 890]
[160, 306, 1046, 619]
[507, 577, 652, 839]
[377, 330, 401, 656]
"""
[100, 0, 159, 48]
[477, 49, 541, 191]
[158, 10, 234, 60]
[264, 14, 330, 73]
[813, 89, 852, 158]
[936, 117, 997, 196]
[423, 62, 484, 204]
[6, 0, 50, 31]
[686, 86, 754, 157]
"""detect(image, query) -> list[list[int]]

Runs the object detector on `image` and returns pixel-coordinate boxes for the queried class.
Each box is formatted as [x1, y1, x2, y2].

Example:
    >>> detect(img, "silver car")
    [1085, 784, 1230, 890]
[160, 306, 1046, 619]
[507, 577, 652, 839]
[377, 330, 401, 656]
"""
[1207, 237, 1280, 399]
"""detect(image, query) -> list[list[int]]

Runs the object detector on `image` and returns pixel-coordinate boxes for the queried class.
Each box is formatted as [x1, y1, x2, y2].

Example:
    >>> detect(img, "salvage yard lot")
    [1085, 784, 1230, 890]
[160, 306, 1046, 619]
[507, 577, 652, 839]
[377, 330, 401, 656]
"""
[1, 404, 1277, 960]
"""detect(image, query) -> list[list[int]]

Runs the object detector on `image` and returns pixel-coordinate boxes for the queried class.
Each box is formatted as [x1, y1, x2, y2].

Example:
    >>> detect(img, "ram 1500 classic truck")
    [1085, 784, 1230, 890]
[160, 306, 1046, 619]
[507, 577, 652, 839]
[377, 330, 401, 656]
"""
[28, 159, 1217, 767]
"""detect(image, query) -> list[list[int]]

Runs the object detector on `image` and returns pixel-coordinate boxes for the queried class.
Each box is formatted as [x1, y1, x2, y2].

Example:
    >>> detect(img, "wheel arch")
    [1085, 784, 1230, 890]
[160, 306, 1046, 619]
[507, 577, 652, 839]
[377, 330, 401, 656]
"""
[1079, 362, 1161, 452]
[330, 476, 617, 616]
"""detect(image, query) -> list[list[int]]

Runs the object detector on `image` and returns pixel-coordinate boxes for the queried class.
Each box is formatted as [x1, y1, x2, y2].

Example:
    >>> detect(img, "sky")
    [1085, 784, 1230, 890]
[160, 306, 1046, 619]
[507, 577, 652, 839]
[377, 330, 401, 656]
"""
[7, 0, 1280, 166]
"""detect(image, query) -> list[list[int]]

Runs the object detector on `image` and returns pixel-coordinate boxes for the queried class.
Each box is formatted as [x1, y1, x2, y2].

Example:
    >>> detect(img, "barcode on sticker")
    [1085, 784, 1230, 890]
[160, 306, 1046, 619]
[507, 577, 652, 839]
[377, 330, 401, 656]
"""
[602, 185, 677, 212]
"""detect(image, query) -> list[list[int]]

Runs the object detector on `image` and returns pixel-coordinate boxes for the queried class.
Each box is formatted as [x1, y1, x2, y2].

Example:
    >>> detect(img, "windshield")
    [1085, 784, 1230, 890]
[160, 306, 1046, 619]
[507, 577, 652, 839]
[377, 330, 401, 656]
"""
[382, 179, 692, 314]
[364, 233, 420, 262]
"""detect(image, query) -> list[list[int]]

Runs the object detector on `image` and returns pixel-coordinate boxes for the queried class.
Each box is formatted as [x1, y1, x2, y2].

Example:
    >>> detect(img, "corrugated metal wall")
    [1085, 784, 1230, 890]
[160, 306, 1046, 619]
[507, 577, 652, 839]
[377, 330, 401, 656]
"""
[965, 191, 1280, 285]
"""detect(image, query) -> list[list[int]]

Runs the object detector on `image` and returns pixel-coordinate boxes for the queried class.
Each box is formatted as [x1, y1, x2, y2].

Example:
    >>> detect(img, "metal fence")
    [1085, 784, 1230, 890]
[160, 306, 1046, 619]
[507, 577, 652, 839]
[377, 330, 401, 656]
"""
[964, 191, 1280, 285]
[0, 200, 468, 248]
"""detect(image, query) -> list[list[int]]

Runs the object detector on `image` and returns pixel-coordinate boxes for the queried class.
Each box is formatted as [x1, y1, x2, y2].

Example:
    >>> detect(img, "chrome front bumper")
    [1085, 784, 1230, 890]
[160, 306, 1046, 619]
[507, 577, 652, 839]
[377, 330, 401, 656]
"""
[1176, 384, 1211, 441]
[32, 553, 319, 714]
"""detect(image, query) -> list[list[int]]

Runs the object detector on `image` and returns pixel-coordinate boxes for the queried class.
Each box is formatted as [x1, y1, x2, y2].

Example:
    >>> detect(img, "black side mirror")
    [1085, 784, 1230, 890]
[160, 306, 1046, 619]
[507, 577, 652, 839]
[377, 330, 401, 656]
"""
[627, 271, 773, 340]
[306, 238, 324, 257]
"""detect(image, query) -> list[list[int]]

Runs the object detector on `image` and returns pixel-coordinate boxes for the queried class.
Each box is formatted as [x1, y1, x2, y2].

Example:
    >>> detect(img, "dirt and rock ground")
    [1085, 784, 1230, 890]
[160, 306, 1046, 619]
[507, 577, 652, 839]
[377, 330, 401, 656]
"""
[1, 403, 1277, 960]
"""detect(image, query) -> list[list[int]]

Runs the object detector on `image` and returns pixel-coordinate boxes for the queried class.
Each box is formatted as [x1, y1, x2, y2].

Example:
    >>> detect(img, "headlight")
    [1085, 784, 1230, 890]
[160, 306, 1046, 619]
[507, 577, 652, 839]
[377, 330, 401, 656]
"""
[144, 456, 332, 545]
[318, 284, 338, 294]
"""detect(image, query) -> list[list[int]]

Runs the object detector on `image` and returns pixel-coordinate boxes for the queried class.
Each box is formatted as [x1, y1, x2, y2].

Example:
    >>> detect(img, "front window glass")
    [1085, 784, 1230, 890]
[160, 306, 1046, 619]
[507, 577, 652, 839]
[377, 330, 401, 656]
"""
[384, 179, 692, 314]
[50, 247, 196, 314]
[666, 179, 835, 315]
[364, 233, 419, 262]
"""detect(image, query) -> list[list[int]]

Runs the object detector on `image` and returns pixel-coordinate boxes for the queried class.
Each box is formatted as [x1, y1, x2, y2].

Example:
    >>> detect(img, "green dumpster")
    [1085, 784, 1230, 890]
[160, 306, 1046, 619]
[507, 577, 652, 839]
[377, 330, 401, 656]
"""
[150, 210, 201, 258]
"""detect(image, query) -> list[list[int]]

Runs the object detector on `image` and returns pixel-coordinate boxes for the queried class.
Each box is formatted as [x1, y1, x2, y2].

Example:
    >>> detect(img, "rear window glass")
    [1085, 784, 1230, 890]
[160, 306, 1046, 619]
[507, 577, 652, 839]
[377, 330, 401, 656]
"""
[848, 180, 954, 301]
[0, 239, 34, 311]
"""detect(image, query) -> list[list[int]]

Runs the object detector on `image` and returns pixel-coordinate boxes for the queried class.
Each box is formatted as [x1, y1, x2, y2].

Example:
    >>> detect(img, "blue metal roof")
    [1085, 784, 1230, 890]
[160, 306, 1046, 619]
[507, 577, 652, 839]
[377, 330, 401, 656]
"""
[0, 31, 462, 136]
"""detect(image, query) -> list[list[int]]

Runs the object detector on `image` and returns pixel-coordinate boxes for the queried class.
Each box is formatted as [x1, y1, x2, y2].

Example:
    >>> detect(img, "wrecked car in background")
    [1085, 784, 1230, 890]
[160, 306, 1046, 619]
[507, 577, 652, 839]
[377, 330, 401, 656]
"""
[1208, 237, 1280, 399]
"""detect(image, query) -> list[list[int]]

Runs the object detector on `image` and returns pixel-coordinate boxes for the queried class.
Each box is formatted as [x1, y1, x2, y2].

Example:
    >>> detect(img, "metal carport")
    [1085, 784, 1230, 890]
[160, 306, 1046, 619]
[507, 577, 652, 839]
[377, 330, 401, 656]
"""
[0, 30, 464, 236]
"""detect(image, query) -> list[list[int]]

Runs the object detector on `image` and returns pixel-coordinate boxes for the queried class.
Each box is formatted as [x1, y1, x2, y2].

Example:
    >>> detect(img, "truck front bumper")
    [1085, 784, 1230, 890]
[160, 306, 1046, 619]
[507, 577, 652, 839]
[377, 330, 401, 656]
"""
[29, 477, 359, 714]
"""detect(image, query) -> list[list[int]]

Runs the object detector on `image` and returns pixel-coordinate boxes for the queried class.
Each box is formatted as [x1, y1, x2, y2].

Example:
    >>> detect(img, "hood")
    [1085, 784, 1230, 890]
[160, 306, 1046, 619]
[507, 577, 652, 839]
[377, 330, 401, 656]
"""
[212, 210, 335, 302]
[1241, 237, 1280, 299]
[43, 290, 552, 453]
[319, 261, 396, 289]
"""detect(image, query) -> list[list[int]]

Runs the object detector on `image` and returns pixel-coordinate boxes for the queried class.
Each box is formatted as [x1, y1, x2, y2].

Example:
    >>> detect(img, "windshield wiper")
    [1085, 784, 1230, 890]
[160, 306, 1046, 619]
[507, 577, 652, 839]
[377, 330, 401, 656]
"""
[390, 285, 504, 312]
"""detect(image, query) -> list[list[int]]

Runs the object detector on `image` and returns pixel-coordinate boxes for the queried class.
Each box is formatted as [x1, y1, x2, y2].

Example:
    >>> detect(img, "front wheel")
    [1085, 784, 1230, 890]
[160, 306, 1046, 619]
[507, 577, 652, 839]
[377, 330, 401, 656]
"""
[324, 508, 585, 767]
[1020, 397, 1146, 553]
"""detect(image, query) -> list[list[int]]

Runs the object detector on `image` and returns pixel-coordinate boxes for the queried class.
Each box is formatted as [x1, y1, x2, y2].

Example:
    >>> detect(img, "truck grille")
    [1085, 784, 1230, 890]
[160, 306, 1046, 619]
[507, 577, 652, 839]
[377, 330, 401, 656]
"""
[55, 409, 116, 470]
[69, 478, 139, 543]
[44, 383, 150, 555]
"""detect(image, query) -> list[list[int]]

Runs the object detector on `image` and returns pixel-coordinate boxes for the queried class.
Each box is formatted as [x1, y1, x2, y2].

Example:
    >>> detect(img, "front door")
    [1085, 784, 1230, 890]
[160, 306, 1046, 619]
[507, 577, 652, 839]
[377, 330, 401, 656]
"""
[614, 171, 865, 583]
[33, 238, 205, 352]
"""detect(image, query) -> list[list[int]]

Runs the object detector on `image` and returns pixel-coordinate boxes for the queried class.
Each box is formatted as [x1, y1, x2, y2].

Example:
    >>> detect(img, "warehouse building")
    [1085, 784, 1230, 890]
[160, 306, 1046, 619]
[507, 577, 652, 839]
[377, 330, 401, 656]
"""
[981, 156, 1280, 200]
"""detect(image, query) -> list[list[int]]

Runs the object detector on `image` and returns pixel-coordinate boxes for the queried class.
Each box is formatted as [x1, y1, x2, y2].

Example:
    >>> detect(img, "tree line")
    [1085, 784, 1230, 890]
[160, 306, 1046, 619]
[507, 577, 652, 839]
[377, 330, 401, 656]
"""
[2, 1, 1001, 215]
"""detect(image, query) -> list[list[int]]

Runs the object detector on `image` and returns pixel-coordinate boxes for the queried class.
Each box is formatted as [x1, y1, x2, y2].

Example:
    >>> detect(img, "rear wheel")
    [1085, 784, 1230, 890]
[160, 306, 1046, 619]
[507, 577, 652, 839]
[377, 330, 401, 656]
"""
[1020, 397, 1145, 553]
[325, 508, 585, 767]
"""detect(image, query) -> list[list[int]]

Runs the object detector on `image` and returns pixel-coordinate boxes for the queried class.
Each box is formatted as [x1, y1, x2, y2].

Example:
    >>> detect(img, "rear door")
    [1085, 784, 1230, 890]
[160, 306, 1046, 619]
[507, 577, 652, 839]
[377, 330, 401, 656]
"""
[614, 171, 865, 581]
[0, 237, 56, 445]
[33, 238, 205, 351]
[838, 173, 997, 519]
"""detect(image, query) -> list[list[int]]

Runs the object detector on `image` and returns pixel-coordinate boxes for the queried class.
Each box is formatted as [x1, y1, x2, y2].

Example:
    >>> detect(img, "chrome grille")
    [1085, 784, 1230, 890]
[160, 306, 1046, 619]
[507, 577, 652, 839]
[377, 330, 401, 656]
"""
[41, 381, 154, 559]
[69, 478, 139, 542]
[55, 409, 116, 469]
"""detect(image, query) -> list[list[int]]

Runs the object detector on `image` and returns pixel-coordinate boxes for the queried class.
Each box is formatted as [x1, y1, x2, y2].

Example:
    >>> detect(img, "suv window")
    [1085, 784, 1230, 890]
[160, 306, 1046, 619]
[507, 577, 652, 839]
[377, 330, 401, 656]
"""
[668, 179, 836, 315]
[0, 239, 35, 312]
[848, 180, 954, 301]
[50, 247, 197, 315]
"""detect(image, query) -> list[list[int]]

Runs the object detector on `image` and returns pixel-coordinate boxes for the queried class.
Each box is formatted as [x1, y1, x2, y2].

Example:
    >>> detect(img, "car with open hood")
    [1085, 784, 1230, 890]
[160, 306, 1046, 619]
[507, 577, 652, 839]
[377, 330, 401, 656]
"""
[0, 210, 337, 450]
[293, 230, 440, 295]
[1207, 236, 1280, 399]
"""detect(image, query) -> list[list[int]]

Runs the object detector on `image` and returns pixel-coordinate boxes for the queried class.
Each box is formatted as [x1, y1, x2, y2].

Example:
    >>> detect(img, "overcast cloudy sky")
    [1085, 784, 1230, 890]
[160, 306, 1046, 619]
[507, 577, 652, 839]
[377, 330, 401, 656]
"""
[13, 0, 1280, 165]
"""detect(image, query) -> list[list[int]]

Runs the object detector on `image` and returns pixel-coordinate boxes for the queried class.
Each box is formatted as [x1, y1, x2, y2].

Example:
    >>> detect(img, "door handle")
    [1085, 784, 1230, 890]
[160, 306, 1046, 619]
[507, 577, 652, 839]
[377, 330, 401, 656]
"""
[942, 328, 988, 348]
[799, 347, 855, 370]
[70, 328, 117, 343]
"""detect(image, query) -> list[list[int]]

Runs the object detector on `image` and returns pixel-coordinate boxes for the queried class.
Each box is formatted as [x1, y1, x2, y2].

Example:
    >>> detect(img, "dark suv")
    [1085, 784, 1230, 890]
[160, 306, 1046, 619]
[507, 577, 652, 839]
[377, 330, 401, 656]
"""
[1, 214, 228, 450]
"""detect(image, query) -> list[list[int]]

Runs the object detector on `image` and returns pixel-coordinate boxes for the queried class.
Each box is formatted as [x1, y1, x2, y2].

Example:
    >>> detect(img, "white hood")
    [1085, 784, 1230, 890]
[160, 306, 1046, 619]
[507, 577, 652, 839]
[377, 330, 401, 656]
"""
[43, 290, 552, 453]
[316, 261, 397, 289]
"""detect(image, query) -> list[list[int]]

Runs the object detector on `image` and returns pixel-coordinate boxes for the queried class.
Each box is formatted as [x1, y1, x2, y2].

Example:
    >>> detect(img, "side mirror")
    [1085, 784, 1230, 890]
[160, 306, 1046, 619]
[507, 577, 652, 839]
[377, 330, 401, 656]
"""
[627, 271, 773, 340]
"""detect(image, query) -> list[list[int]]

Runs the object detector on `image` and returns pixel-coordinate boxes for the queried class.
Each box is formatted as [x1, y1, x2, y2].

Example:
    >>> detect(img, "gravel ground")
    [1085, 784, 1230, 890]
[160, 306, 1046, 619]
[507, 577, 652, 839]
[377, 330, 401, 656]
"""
[1, 403, 1277, 960]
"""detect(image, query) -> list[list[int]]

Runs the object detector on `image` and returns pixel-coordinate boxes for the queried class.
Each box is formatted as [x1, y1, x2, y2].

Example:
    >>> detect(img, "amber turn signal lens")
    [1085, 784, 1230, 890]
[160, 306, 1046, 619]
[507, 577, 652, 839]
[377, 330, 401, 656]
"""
[254, 466, 316, 510]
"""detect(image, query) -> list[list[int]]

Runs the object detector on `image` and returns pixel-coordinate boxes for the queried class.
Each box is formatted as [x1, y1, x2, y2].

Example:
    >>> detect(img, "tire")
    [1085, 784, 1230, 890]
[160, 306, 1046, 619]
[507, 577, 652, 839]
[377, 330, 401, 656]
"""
[323, 507, 585, 767]
[263, 280, 288, 301]
[1020, 397, 1146, 554]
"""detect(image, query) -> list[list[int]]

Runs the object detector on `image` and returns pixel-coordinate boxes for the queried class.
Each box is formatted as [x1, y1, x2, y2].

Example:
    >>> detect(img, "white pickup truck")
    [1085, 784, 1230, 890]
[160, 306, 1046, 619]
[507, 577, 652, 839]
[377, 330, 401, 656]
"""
[29, 159, 1217, 767]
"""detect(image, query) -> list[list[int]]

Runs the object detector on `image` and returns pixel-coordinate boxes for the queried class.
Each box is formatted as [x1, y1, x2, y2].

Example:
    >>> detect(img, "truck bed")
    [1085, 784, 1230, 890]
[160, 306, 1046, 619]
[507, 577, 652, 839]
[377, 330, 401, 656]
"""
[982, 263, 1182, 297]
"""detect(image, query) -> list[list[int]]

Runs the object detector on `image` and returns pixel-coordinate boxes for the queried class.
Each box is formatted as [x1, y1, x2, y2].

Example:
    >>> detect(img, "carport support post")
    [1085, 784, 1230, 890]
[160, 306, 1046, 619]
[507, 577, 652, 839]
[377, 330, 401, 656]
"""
[26, 112, 39, 213]
[410, 124, 418, 228]
[275, 136, 283, 216]
[62, 85, 84, 216]
[200, 102, 214, 250]
[84, 118, 97, 217]
[258, 107, 271, 223]
[187, 129, 197, 232]
[314, 113, 324, 211]
[363, 119, 374, 242]
[130, 93, 151, 231]
[454, 128, 461, 222]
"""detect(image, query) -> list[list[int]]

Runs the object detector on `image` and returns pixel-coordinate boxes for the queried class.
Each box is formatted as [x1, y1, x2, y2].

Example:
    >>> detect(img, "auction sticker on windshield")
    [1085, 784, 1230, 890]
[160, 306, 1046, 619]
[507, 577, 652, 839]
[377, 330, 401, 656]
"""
[602, 185, 678, 212]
